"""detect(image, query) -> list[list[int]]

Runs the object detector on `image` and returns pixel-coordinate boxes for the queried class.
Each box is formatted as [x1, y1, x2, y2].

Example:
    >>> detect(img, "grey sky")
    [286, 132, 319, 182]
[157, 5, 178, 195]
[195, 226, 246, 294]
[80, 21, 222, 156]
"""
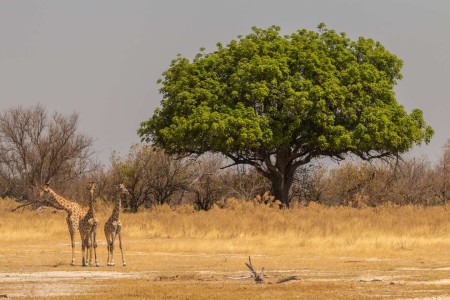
[1, 0, 448, 165]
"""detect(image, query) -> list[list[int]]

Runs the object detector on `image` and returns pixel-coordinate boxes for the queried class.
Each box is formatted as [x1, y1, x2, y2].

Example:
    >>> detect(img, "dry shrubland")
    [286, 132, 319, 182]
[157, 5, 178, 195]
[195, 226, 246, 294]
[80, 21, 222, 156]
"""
[3, 196, 450, 255]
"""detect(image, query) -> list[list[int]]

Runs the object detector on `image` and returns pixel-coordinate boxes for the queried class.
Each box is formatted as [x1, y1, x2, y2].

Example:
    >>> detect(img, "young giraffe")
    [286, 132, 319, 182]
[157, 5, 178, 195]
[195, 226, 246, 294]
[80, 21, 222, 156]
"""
[39, 183, 85, 266]
[104, 182, 129, 266]
[79, 181, 99, 267]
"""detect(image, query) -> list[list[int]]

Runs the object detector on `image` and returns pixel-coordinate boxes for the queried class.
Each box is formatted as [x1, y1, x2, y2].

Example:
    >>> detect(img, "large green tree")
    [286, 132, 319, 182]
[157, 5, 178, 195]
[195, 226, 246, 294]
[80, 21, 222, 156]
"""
[139, 24, 433, 206]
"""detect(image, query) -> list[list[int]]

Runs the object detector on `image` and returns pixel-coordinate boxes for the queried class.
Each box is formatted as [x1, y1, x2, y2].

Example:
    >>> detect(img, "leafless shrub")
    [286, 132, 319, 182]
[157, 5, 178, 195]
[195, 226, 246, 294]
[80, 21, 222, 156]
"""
[290, 163, 327, 205]
[433, 139, 450, 204]
[189, 154, 226, 211]
[314, 161, 373, 206]
[108, 144, 195, 212]
[221, 165, 270, 200]
[389, 156, 436, 205]
[311, 155, 440, 207]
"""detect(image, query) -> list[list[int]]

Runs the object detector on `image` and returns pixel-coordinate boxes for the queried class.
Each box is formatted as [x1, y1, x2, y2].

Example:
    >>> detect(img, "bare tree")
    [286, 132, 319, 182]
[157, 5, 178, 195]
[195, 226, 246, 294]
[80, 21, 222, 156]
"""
[189, 154, 226, 211]
[289, 163, 326, 205]
[193, 173, 224, 211]
[0, 104, 99, 200]
[390, 156, 435, 205]
[109, 144, 195, 212]
[221, 164, 270, 201]
[317, 162, 374, 206]
[434, 139, 450, 204]
[314, 156, 438, 207]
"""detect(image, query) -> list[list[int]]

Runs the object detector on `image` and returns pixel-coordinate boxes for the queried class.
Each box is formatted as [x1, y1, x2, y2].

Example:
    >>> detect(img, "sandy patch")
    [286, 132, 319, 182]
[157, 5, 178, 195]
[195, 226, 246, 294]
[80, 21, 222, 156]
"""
[426, 279, 450, 285]
[0, 271, 141, 298]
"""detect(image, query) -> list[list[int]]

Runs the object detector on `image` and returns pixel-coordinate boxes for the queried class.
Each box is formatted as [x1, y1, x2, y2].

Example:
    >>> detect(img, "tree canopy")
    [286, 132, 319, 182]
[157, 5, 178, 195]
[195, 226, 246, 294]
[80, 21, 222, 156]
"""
[139, 24, 434, 205]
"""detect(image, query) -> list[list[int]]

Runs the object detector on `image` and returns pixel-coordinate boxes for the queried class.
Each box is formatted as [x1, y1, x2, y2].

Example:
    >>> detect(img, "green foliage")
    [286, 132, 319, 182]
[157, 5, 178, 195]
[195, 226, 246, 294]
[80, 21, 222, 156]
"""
[138, 24, 433, 204]
[139, 25, 432, 157]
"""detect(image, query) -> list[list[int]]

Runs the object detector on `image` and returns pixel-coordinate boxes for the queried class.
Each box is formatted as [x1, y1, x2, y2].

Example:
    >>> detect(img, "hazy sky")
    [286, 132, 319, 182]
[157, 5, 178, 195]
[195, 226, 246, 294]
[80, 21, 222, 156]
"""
[1, 0, 449, 165]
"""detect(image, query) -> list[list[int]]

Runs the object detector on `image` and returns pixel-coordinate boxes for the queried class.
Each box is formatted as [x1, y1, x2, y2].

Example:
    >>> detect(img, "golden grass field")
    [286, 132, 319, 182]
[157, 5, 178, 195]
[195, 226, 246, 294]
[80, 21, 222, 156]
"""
[2, 197, 450, 299]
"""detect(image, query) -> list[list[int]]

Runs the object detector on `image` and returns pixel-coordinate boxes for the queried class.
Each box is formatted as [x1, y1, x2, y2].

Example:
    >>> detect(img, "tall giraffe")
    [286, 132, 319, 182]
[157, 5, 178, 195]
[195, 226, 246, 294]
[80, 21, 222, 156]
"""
[104, 182, 129, 266]
[79, 181, 99, 266]
[39, 183, 85, 266]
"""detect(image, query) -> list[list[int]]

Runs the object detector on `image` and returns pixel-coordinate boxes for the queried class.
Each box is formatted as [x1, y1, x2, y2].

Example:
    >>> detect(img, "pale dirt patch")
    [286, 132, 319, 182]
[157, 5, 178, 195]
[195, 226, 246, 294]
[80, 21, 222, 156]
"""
[0, 260, 447, 298]
[341, 256, 400, 262]
[0, 271, 141, 298]
[425, 279, 450, 285]
[0, 268, 392, 298]
[397, 267, 450, 271]
[397, 297, 450, 300]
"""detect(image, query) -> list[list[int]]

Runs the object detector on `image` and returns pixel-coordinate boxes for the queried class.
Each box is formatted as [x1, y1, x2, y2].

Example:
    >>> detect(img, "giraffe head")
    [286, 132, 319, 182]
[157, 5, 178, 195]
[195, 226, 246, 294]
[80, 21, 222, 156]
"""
[88, 181, 97, 193]
[37, 182, 66, 211]
[119, 182, 129, 195]
[116, 182, 130, 208]
[39, 183, 51, 197]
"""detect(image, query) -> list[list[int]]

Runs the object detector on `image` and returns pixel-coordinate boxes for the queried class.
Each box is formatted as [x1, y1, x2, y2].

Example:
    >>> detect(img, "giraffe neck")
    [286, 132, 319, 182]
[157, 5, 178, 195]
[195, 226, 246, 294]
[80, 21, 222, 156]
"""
[48, 189, 78, 214]
[111, 195, 122, 220]
[89, 190, 96, 218]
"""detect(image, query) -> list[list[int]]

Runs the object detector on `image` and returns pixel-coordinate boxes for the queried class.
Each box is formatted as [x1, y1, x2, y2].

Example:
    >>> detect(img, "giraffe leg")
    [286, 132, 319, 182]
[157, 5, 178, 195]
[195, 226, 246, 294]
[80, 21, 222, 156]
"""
[93, 230, 99, 267]
[117, 226, 126, 266]
[67, 218, 76, 266]
[88, 233, 94, 266]
[70, 232, 76, 266]
[109, 230, 117, 266]
[87, 236, 92, 266]
[81, 233, 87, 267]
[105, 228, 112, 266]
[106, 242, 111, 266]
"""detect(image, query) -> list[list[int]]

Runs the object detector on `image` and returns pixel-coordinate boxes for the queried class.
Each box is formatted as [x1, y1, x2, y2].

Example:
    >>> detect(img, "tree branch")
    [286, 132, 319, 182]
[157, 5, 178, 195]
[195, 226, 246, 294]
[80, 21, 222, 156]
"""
[354, 150, 396, 161]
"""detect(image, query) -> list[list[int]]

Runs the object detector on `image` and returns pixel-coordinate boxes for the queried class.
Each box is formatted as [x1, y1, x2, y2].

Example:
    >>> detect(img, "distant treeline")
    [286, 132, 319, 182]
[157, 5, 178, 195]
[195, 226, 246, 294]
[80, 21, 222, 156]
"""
[1, 105, 448, 211]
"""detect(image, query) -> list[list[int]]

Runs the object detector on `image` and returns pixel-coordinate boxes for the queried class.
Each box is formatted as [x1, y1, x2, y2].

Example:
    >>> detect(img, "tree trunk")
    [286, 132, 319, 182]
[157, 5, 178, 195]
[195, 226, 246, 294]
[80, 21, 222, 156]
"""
[259, 149, 297, 207]
[129, 196, 139, 213]
[271, 173, 294, 207]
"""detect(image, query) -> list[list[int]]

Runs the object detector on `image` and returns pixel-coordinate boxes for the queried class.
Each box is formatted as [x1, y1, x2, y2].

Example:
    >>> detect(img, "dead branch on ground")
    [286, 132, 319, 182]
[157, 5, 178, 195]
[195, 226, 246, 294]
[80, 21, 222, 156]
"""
[245, 256, 300, 284]
[245, 256, 264, 283]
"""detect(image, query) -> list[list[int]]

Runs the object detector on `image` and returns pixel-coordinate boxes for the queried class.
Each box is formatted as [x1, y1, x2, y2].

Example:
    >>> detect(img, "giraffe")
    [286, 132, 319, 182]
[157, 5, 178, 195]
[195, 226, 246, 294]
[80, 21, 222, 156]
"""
[39, 183, 85, 266]
[79, 181, 99, 267]
[104, 182, 129, 266]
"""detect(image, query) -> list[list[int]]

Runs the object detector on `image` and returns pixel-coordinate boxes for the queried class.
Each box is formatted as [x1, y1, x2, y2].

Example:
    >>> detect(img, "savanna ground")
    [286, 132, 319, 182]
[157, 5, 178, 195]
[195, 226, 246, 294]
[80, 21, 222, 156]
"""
[2, 198, 450, 299]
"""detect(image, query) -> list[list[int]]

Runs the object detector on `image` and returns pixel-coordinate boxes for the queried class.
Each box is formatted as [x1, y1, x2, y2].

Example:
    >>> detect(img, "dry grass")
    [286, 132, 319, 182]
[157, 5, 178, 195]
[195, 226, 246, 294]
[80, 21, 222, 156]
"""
[2, 197, 450, 299]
